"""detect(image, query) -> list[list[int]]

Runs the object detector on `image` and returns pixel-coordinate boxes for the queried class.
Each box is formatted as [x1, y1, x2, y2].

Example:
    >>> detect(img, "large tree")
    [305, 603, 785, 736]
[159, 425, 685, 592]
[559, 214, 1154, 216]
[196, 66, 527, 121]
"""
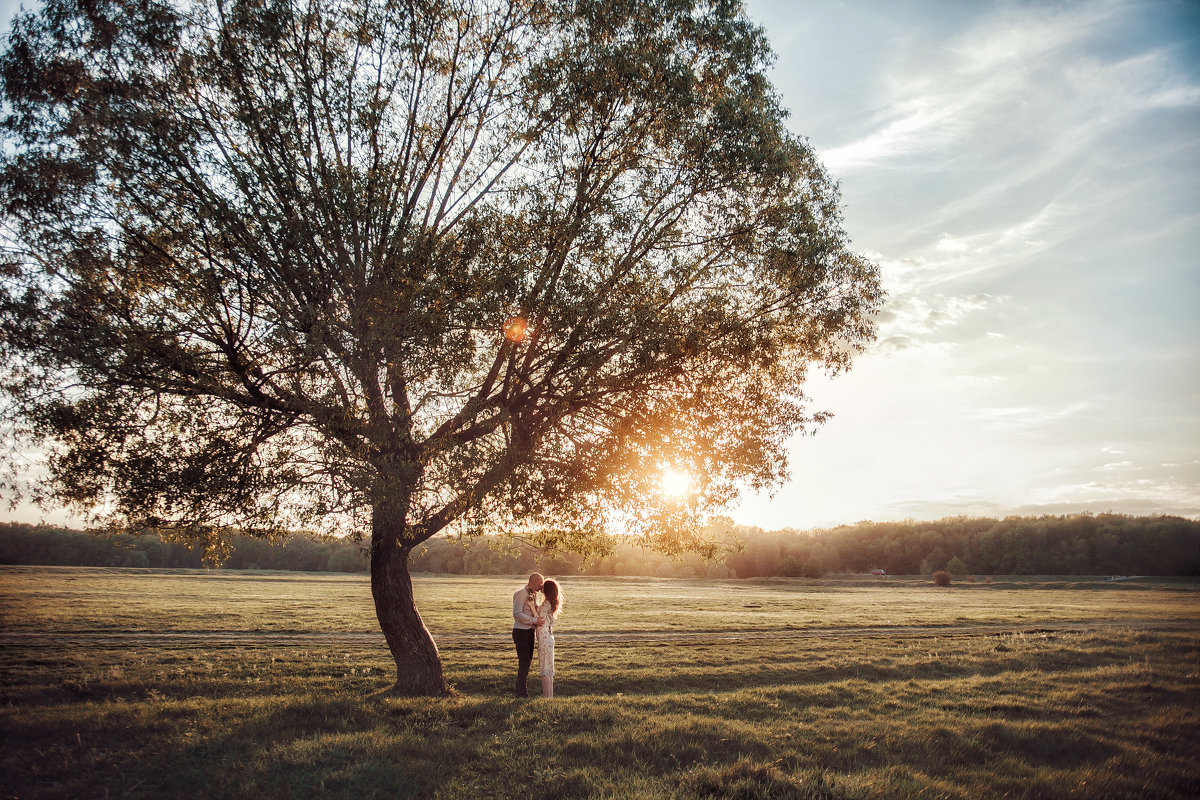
[0, 0, 882, 694]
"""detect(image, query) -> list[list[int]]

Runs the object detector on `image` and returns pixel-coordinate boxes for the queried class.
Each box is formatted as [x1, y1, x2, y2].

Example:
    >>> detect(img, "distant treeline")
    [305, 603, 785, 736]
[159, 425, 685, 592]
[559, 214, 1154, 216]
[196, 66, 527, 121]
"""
[0, 524, 369, 573]
[2, 513, 1198, 577]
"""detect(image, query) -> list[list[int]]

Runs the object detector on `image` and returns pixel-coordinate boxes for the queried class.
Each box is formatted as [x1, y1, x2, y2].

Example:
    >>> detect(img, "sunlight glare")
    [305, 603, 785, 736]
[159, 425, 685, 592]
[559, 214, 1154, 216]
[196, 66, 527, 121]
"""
[660, 467, 691, 497]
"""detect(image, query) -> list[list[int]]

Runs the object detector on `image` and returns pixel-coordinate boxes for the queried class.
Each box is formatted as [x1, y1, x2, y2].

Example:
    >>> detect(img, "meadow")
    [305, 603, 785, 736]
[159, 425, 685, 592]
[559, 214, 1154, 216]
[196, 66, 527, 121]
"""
[1, 567, 1197, 799]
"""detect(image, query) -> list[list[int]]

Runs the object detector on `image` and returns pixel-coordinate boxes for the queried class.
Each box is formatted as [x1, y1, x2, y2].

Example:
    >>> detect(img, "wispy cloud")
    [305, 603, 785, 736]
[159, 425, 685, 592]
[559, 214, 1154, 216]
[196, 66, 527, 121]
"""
[819, 1, 1174, 174]
[820, 0, 1200, 291]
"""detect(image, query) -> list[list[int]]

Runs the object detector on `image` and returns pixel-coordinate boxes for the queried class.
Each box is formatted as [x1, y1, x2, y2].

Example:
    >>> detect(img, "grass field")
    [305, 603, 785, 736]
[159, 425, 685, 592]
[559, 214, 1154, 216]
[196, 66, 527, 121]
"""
[1, 567, 1198, 799]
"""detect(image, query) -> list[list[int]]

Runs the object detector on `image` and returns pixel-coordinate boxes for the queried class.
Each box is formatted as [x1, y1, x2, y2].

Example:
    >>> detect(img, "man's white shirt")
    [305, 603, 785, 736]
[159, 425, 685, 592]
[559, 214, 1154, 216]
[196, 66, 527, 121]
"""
[513, 587, 537, 629]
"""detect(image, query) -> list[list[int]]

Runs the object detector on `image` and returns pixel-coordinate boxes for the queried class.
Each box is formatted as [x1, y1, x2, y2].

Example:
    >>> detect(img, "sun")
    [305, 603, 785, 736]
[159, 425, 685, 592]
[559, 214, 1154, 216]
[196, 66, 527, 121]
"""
[660, 467, 691, 497]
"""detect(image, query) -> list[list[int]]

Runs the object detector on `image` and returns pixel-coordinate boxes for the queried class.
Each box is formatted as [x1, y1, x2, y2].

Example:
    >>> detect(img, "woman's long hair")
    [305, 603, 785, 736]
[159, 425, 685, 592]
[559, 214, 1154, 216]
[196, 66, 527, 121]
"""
[542, 579, 562, 616]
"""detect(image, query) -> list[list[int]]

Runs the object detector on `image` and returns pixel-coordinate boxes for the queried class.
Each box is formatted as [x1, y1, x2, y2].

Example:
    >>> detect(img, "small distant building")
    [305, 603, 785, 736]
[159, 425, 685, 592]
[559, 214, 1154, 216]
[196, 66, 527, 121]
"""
[870, 568, 887, 576]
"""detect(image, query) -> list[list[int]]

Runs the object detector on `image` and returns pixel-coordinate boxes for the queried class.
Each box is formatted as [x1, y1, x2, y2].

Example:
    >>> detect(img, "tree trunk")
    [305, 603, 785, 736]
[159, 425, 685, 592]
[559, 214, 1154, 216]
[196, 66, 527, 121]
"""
[370, 507, 448, 696]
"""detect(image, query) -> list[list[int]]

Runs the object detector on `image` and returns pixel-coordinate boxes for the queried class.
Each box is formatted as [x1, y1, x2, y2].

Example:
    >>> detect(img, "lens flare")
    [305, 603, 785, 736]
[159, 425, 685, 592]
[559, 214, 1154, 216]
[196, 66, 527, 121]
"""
[503, 316, 529, 343]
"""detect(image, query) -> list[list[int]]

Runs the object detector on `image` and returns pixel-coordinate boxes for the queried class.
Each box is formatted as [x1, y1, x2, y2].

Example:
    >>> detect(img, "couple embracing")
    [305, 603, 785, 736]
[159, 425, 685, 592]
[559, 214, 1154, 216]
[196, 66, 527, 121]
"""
[511, 573, 563, 698]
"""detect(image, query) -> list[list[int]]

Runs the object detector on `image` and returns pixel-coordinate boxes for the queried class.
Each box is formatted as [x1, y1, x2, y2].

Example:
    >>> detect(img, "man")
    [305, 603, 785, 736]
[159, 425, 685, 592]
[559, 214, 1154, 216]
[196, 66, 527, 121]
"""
[512, 573, 545, 697]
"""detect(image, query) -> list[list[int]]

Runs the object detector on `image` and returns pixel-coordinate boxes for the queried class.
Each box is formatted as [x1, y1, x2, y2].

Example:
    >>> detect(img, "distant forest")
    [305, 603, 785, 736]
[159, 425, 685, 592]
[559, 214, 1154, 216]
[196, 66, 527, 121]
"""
[2, 513, 1198, 577]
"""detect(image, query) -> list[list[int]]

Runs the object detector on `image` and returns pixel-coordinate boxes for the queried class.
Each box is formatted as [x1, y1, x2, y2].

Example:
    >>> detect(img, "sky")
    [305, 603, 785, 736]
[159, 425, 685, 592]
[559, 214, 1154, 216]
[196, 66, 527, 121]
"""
[1, 0, 1197, 531]
[733, 0, 1200, 529]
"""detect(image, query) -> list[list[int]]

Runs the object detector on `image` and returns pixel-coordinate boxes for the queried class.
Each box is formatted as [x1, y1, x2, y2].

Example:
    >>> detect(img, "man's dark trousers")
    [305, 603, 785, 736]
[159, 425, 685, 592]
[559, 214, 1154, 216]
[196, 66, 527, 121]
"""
[512, 627, 535, 697]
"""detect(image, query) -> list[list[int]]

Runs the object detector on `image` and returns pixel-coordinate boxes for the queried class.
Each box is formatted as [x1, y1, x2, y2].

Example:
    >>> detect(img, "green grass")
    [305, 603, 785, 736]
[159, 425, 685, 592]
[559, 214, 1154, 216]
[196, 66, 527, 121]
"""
[1, 567, 1198, 799]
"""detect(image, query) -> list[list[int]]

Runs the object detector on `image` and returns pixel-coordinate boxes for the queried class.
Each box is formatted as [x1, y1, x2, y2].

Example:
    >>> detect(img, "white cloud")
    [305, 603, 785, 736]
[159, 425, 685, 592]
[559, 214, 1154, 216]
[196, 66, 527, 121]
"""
[815, 0, 1200, 296]
[819, 1, 1138, 175]
[936, 234, 970, 254]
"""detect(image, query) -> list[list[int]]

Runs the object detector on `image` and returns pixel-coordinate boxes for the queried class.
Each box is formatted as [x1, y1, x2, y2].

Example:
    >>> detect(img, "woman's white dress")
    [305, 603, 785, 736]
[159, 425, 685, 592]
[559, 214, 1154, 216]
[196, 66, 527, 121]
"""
[535, 600, 556, 677]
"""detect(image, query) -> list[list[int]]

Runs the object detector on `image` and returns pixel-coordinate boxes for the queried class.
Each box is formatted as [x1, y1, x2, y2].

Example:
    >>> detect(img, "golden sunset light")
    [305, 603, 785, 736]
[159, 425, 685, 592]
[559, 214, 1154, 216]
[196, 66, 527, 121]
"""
[660, 467, 691, 498]
[0, 0, 1196, 795]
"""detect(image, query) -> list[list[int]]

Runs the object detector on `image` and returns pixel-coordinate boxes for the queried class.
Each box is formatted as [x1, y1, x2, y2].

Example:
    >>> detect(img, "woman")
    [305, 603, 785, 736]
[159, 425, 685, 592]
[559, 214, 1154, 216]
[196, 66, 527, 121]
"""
[535, 578, 562, 698]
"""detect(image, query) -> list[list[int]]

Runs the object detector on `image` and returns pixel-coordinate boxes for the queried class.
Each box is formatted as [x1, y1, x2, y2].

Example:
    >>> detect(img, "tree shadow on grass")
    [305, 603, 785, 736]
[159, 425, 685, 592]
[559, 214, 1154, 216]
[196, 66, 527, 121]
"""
[122, 690, 632, 800]
[0, 682, 1144, 800]
[119, 694, 464, 799]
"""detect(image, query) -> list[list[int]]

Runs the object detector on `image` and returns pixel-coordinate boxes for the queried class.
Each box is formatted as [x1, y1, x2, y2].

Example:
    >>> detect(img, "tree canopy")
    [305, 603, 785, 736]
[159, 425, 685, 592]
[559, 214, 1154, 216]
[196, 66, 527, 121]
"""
[0, 0, 882, 693]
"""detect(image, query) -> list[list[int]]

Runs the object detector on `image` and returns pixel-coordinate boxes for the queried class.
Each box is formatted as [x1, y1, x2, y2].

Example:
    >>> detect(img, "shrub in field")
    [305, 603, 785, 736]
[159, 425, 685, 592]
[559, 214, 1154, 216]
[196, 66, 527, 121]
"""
[933, 571, 951, 587]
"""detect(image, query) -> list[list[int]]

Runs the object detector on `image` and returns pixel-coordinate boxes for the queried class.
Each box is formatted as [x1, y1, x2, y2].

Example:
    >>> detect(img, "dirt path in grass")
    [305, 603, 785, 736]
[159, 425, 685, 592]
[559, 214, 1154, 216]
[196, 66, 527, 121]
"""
[3, 618, 1197, 648]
